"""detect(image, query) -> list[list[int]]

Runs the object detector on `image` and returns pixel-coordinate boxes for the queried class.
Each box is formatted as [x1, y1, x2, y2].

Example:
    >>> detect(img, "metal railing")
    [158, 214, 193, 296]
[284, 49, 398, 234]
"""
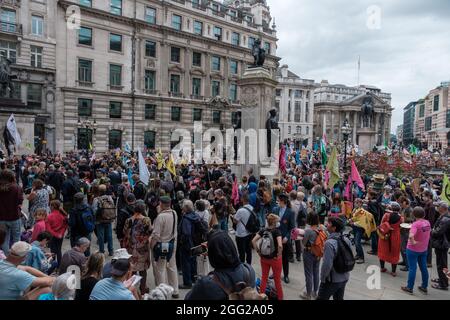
[0, 21, 22, 35]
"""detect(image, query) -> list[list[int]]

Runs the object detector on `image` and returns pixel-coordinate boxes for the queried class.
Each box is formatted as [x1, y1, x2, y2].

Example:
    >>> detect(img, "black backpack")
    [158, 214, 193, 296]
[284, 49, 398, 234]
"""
[192, 218, 209, 246]
[333, 235, 355, 273]
[243, 207, 260, 234]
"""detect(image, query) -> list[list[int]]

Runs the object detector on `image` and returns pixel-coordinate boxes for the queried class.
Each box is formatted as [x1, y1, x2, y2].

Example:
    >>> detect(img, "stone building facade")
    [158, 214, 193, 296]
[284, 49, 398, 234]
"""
[0, 0, 57, 154]
[55, 0, 279, 154]
[414, 82, 450, 152]
[275, 65, 316, 147]
[313, 80, 393, 154]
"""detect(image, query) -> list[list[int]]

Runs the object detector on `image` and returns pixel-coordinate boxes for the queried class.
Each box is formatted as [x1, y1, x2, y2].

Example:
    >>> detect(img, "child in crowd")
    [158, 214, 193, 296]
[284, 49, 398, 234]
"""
[31, 208, 48, 242]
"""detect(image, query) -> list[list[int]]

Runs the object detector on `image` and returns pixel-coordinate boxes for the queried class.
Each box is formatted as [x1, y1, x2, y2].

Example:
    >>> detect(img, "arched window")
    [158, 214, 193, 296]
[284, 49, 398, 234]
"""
[109, 130, 122, 150]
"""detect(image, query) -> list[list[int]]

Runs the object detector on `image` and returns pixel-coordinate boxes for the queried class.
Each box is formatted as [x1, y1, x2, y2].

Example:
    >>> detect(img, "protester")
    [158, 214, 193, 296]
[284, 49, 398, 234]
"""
[233, 192, 255, 265]
[0, 169, 24, 255]
[301, 213, 327, 300]
[68, 193, 94, 251]
[27, 179, 50, 228]
[46, 200, 68, 266]
[117, 193, 136, 247]
[123, 200, 152, 294]
[0, 241, 54, 300]
[151, 196, 179, 299]
[25, 231, 57, 274]
[58, 237, 90, 274]
[89, 259, 139, 300]
[399, 196, 414, 271]
[431, 201, 450, 291]
[317, 217, 353, 300]
[75, 252, 105, 300]
[38, 272, 76, 300]
[252, 214, 283, 300]
[92, 184, 115, 256]
[401, 207, 431, 295]
[186, 230, 258, 300]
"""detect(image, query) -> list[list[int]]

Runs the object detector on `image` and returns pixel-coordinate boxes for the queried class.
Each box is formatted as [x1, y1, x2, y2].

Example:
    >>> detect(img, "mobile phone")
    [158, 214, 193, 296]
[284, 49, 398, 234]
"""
[191, 245, 207, 256]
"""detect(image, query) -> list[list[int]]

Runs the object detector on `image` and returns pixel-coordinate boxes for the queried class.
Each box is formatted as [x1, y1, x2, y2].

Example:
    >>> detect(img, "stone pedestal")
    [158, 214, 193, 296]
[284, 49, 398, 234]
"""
[232, 67, 279, 180]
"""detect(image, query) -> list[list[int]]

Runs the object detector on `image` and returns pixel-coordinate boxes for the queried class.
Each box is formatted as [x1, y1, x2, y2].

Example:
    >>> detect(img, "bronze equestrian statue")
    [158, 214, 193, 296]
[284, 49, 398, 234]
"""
[0, 57, 17, 98]
[251, 38, 266, 67]
[361, 96, 374, 127]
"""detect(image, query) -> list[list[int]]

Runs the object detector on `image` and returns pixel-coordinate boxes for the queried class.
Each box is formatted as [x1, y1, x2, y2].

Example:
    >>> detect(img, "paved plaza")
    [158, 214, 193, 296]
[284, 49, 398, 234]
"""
[62, 228, 450, 301]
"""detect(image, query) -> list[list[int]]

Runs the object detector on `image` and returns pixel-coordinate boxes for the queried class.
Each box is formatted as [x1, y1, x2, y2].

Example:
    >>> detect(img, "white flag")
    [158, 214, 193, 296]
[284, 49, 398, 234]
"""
[138, 147, 150, 186]
[7, 114, 21, 146]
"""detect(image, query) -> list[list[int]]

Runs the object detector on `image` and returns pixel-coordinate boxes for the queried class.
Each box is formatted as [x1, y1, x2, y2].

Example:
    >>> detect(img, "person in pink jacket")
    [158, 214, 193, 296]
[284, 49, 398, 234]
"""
[46, 200, 68, 267]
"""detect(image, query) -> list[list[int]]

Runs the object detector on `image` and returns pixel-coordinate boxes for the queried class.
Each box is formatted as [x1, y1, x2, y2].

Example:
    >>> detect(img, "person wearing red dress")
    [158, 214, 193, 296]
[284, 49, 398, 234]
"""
[378, 202, 403, 277]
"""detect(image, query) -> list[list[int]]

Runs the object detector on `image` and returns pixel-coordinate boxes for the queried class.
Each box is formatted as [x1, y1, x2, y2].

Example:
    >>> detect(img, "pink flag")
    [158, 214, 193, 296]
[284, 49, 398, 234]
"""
[322, 132, 328, 146]
[232, 177, 240, 206]
[350, 160, 365, 191]
[324, 169, 330, 185]
[279, 144, 287, 174]
[344, 175, 353, 200]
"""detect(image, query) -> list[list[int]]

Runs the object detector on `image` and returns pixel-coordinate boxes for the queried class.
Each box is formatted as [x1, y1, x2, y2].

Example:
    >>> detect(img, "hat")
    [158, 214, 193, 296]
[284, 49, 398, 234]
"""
[388, 202, 401, 212]
[112, 248, 132, 261]
[434, 201, 449, 209]
[111, 259, 130, 277]
[160, 196, 171, 204]
[10, 241, 32, 258]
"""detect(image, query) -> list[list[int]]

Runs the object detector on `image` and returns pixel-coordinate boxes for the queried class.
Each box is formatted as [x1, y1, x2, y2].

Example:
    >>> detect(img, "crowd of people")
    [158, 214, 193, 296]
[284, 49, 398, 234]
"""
[0, 145, 449, 300]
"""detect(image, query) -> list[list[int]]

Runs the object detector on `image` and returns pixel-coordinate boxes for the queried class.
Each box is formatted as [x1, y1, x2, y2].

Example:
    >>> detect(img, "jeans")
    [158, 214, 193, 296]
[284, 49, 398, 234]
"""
[0, 219, 22, 255]
[435, 248, 449, 288]
[96, 223, 113, 254]
[236, 234, 253, 265]
[257, 211, 265, 229]
[406, 249, 429, 290]
[317, 281, 348, 300]
[180, 248, 197, 286]
[260, 256, 283, 300]
[219, 217, 228, 232]
[352, 225, 365, 259]
[294, 240, 303, 259]
[49, 237, 64, 266]
[282, 242, 291, 278]
[370, 231, 378, 253]
[400, 230, 409, 265]
[303, 251, 320, 295]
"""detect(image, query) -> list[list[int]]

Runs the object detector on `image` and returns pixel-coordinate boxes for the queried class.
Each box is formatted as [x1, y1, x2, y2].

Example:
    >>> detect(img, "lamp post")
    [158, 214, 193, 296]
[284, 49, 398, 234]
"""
[341, 119, 352, 171]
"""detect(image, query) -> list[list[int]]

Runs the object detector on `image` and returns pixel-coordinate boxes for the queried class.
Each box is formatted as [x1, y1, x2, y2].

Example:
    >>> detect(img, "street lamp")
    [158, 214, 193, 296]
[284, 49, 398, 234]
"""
[341, 119, 352, 171]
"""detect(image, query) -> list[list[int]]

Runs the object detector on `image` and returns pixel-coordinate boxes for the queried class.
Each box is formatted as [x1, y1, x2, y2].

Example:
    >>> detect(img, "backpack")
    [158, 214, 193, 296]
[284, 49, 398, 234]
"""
[79, 207, 95, 234]
[243, 207, 260, 234]
[310, 227, 327, 258]
[211, 264, 267, 300]
[97, 196, 117, 222]
[377, 216, 393, 240]
[333, 236, 355, 273]
[192, 218, 209, 246]
[259, 229, 276, 258]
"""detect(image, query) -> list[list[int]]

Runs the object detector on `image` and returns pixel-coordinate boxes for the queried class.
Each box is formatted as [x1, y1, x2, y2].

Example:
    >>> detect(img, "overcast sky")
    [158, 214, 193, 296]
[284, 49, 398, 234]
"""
[267, 0, 450, 133]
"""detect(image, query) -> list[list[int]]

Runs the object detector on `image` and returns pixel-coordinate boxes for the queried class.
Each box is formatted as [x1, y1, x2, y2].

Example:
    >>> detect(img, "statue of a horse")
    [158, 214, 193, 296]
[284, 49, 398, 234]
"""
[0, 57, 16, 98]
[251, 38, 266, 67]
[361, 96, 374, 127]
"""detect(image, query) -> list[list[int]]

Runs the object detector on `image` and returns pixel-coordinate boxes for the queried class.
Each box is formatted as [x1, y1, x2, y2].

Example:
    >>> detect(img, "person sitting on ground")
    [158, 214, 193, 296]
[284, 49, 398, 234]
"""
[89, 259, 140, 300]
[185, 230, 257, 300]
[58, 237, 90, 274]
[102, 248, 132, 279]
[38, 272, 76, 300]
[25, 231, 57, 275]
[75, 252, 105, 301]
[0, 241, 54, 300]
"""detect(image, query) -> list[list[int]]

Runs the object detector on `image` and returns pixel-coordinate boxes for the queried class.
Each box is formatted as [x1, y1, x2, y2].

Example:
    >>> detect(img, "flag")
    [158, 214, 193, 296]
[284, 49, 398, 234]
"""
[441, 174, 450, 205]
[320, 139, 327, 165]
[125, 142, 131, 153]
[156, 149, 164, 170]
[232, 177, 240, 206]
[90, 152, 96, 162]
[344, 175, 353, 200]
[279, 144, 286, 174]
[400, 180, 406, 191]
[322, 132, 328, 146]
[88, 142, 93, 151]
[138, 147, 150, 186]
[326, 146, 340, 188]
[350, 160, 365, 191]
[128, 168, 135, 188]
[166, 154, 177, 176]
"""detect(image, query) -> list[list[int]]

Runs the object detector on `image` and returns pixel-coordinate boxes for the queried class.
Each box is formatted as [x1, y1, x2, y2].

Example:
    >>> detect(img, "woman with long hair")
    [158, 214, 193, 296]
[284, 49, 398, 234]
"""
[75, 252, 105, 300]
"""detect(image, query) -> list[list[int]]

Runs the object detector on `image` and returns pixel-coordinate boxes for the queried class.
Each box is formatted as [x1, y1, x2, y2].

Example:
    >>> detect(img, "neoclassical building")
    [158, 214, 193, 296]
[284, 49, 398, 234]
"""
[54, 0, 280, 154]
[313, 81, 393, 154]
[275, 65, 317, 147]
[0, 0, 57, 155]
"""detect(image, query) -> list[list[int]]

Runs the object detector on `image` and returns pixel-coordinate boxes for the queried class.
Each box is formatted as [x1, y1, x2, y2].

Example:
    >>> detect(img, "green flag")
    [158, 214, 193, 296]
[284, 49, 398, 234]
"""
[326, 146, 340, 189]
[320, 139, 327, 165]
[442, 174, 450, 205]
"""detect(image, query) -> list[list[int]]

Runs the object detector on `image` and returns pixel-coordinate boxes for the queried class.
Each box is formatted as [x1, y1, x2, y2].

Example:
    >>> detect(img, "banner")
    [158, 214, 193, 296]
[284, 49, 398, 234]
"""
[138, 147, 150, 186]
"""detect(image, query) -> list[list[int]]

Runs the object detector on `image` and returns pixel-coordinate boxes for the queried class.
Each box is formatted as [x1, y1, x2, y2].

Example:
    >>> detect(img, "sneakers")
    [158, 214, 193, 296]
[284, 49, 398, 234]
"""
[356, 258, 365, 264]
[418, 287, 428, 295]
[284, 276, 290, 284]
[401, 286, 413, 295]
[299, 292, 311, 300]
[367, 250, 377, 255]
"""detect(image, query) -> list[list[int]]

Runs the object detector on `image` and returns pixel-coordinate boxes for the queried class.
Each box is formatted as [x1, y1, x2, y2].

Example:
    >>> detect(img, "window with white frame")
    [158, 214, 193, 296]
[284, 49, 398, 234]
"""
[30, 46, 43, 68]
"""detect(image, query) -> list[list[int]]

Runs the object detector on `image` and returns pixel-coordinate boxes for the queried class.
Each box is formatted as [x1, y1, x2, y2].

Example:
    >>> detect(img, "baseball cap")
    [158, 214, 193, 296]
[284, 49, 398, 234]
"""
[112, 248, 132, 261]
[10, 241, 32, 258]
[434, 201, 449, 209]
[111, 259, 130, 277]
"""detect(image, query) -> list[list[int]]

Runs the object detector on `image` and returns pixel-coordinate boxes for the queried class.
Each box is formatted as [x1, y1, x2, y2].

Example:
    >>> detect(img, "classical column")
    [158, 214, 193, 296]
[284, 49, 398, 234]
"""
[205, 53, 211, 97]
[353, 111, 357, 143]
[330, 111, 335, 140]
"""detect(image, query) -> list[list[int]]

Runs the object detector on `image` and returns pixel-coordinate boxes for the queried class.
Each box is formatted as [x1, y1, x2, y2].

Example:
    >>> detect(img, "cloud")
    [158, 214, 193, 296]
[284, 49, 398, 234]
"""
[268, 0, 450, 132]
